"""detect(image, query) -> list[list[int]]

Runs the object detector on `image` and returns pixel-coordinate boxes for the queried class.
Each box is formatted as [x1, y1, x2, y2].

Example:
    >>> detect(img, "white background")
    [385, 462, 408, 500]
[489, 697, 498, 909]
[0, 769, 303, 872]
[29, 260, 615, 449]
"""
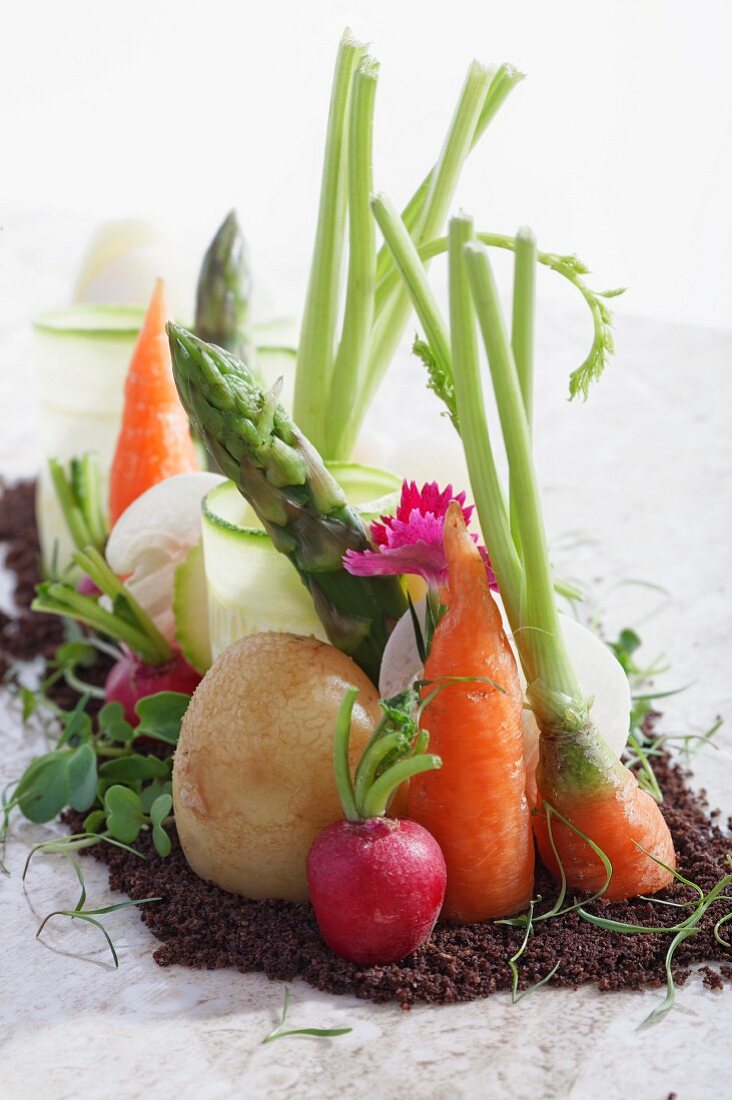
[2, 0, 731, 329]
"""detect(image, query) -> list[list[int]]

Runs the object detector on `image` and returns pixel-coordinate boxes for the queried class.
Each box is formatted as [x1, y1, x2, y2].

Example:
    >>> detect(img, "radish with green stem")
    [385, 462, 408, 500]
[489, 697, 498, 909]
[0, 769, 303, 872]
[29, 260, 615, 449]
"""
[32, 545, 201, 722]
[307, 685, 446, 965]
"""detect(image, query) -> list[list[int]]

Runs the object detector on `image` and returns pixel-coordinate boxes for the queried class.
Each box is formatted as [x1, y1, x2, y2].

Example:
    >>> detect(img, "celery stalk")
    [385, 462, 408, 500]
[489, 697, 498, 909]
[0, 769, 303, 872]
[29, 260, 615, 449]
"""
[292, 30, 366, 452]
[447, 215, 522, 630]
[509, 228, 537, 550]
[338, 61, 496, 457]
[326, 57, 379, 458]
[374, 63, 524, 291]
[370, 194, 451, 380]
[462, 239, 582, 717]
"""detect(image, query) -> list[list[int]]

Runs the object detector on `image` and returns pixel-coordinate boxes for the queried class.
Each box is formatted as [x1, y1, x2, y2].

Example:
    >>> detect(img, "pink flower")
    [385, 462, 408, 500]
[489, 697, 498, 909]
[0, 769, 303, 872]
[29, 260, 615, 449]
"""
[343, 480, 497, 590]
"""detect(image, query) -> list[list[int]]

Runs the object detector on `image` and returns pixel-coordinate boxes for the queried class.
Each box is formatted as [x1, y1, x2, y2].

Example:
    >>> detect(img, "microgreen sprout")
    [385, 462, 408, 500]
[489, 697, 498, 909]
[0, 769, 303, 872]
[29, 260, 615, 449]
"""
[262, 987, 352, 1044]
[24, 839, 159, 967]
[505, 898, 561, 1003]
[3, 690, 188, 870]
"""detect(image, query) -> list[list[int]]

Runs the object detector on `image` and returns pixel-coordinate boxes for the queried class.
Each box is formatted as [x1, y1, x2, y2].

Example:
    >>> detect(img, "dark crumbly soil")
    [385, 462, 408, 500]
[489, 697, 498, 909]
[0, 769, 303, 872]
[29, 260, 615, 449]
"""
[4, 479, 732, 1007]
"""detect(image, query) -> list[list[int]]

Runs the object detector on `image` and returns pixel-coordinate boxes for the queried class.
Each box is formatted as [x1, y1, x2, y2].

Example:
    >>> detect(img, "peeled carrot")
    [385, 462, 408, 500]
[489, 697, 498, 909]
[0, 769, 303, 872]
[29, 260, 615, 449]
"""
[533, 738, 675, 900]
[407, 502, 534, 923]
[109, 280, 197, 524]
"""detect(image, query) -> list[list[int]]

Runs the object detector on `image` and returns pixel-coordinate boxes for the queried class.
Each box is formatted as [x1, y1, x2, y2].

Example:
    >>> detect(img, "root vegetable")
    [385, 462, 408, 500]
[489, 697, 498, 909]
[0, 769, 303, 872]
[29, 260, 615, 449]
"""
[172, 633, 382, 901]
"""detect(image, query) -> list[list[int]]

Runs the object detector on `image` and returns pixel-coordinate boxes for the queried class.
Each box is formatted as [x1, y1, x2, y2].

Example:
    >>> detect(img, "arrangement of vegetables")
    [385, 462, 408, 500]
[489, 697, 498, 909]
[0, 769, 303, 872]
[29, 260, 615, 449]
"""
[4, 28, 728, 1029]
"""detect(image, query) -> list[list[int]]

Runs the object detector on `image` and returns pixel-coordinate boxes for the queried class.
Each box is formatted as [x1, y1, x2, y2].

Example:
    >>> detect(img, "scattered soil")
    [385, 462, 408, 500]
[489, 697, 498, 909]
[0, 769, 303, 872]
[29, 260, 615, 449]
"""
[4, 479, 732, 1008]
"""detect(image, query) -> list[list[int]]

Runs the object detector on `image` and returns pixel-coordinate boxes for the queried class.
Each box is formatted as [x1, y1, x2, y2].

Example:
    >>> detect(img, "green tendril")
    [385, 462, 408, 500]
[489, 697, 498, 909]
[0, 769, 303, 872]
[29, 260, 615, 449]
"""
[262, 987, 352, 1044]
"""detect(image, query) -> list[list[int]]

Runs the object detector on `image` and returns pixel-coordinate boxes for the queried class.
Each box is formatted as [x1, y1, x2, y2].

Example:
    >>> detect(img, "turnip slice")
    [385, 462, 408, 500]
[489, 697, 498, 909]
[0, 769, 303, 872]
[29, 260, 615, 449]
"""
[379, 599, 631, 759]
[106, 472, 225, 642]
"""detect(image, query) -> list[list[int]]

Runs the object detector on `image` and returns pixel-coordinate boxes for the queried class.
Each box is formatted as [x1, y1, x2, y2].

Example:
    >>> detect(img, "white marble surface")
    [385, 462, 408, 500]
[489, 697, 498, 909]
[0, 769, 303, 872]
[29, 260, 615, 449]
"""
[1, 209, 731, 1099]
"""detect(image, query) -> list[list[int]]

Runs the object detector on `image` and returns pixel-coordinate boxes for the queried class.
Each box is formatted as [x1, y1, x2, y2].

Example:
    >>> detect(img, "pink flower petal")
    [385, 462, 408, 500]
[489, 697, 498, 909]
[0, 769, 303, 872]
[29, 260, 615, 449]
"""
[344, 479, 497, 590]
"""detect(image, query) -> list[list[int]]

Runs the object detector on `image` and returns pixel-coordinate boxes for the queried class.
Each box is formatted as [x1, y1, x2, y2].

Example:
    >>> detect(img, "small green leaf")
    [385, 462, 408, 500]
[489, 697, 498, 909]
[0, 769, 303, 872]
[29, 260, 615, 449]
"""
[262, 987, 352, 1044]
[99, 755, 170, 782]
[149, 793, 173, 827]
[66, 744, 98, 812]
[98, 702, 135, 744]
[57, 697, 94, 748]
[56, 640, 97, 668]
[21, 687, 38, 722]
[140, 779, 172, 814]
[104, 785, 145, 843]
[83, 809, 107, 834]
[15, 752, 71, 824]
[134, 692, 191, 745]
[152, 825, 172, 858]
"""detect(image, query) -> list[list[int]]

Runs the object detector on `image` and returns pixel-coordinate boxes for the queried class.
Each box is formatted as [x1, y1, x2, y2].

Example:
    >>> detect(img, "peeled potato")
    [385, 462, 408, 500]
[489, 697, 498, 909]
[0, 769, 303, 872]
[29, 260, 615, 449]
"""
[173, 632, 382, 901]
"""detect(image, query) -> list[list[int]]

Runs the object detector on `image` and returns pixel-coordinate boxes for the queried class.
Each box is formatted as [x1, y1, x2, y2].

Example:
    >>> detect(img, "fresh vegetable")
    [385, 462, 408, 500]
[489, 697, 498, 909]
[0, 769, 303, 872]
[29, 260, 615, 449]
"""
[172, 542, 212, 674]
[32, 542, 201, 717]
[172, 633, 382, 900]
[48, 453, 108, 558]
[33, 546, 173, 668]
[407, 503, 534, 921]
[109, 279, 198, 525]
[104, 652, 201, 726]
[201, 464, 400, 660]
[398, 210, 674, 900]
[105, 470, 224, 650]
[292, 32, 523, 459]
[7, 689, 190, 859]
[379, 598, 633, 791]
[195, 209, 255, 365]
[308, 684, 445, 964]
[32, 305, 145, 571]
[167, 324, 408, 683]
[343, 479, 495, 590]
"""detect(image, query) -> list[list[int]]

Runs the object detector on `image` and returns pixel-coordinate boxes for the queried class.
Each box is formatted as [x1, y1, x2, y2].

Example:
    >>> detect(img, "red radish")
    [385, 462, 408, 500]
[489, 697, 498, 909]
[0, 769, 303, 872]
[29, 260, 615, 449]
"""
[76, 573, 101, 597]
[308, 817, 446, 965]
[307, 685, 446, 965]
[105, 650, 201, 724]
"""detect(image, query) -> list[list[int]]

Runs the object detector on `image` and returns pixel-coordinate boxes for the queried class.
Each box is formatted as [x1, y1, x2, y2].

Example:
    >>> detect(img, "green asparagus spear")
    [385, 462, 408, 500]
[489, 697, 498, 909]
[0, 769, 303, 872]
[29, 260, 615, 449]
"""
[195, 210, 254, 364]
[167, 323, 407, 683]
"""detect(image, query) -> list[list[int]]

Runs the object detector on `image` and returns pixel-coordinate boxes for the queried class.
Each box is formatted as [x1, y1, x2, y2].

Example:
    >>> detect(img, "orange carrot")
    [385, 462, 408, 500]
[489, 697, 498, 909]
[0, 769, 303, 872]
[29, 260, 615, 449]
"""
[533, 736, 675, 900]
[407, 503, 534, 923]
[109, 279, 198, 524]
